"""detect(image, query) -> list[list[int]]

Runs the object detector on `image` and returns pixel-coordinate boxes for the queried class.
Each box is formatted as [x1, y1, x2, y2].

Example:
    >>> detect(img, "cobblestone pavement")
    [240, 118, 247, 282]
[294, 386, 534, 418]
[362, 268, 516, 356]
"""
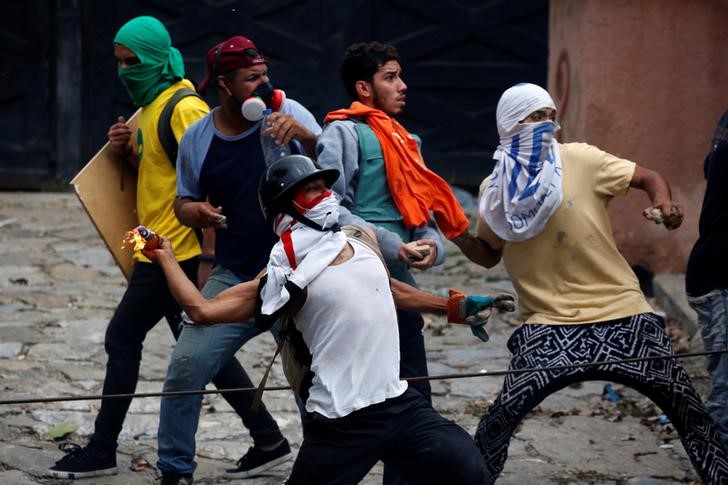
[0, 192, 710, 484]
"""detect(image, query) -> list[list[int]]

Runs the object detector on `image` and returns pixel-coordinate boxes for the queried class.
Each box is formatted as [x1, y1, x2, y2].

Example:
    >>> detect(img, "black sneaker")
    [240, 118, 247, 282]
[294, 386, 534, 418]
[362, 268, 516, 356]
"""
[159, 470, 194, 485]
[46, 442, 118, 479]
[225, 438, 292, 478]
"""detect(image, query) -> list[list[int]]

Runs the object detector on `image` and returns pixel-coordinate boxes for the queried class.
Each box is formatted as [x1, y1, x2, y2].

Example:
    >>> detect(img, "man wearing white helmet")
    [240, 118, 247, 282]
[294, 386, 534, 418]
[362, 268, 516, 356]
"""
[453, 83, 728, 482]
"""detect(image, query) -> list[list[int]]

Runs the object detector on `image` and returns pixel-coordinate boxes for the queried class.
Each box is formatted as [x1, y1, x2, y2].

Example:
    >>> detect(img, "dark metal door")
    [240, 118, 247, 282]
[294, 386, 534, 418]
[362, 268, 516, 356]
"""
[0, 0, 53, 189]
[0, 0, 547, 190]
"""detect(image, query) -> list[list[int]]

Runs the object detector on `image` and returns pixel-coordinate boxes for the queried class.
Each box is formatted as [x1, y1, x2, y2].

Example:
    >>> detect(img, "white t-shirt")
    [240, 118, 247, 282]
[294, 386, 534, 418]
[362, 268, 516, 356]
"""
[295, 238, 408, 418]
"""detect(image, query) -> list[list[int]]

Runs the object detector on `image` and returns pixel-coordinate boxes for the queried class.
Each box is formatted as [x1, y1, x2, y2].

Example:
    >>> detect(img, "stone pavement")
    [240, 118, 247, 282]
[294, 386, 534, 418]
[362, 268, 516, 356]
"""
[0, 192, 711, 485]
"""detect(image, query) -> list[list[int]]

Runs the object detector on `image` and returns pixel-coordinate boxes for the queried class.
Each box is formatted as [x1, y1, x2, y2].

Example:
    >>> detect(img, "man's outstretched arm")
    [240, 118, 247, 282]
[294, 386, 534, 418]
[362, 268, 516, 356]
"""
[390, 278, 447, 313]
[143, 237, 258, 324]
[390, 278, 515, 343]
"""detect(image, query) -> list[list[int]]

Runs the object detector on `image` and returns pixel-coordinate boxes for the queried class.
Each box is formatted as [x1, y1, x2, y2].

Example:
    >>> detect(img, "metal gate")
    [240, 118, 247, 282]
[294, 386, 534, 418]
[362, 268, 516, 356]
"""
[0, 0, 54, 189]
[0, 0, 548, 190]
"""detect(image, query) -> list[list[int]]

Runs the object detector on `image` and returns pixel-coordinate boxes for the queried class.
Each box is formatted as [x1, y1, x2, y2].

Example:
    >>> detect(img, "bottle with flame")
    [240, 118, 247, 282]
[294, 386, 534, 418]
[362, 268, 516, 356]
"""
[122, 225, 161, 251]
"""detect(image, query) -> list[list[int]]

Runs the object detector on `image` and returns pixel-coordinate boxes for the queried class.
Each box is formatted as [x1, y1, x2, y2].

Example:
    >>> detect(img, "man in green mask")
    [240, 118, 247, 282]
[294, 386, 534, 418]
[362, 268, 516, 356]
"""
[47, 17, 277, 482]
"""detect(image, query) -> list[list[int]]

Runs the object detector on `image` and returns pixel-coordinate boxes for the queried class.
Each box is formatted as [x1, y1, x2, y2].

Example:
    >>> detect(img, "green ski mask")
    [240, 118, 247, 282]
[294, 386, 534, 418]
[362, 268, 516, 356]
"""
[114, 16, 185, 107]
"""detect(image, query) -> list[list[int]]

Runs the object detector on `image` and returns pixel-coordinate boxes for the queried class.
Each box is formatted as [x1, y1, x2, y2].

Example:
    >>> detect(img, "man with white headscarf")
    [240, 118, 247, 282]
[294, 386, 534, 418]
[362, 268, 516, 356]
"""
[452, 83, 728, 483]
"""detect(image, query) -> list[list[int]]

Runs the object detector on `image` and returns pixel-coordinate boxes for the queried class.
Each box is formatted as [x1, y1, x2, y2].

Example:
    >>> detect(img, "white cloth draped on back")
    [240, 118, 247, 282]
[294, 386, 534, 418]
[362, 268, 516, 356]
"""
[260, 193, 347, 315]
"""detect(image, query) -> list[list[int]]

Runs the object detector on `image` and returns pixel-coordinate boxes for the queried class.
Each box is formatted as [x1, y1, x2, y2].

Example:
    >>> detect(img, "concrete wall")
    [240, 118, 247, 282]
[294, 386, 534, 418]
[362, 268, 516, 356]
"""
[549, 0, 728, 273]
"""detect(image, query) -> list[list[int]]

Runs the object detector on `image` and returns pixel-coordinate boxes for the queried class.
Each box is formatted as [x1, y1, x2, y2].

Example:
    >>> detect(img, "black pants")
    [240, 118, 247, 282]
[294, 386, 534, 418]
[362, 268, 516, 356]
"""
[382, 307, 434, 485]
[475, 313, 728, 484]
[287, 388, 492, 485]
[396, 308, 431, 401]
[89, 260, 270, 450]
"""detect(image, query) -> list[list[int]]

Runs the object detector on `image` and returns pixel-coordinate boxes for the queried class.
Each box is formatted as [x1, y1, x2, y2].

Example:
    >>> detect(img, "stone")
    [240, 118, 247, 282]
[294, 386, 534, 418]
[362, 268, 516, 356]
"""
[0, 441, 59, 478]
[0, 469, 41, 485]
[449, 374, 503, 399]
[0, 303, 34, 315]
[626, 478, 685, 485]
[0, 343, 23, 359]
[0, 193, 711, 484]
[512, 415, 690, 481]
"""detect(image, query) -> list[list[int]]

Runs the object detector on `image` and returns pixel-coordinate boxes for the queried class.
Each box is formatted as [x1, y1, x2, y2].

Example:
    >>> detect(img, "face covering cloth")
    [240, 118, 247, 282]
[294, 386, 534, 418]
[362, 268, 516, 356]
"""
[114, 16, 185, 107]
[260, 192, 348, 316]
[479, 83, 563, 242]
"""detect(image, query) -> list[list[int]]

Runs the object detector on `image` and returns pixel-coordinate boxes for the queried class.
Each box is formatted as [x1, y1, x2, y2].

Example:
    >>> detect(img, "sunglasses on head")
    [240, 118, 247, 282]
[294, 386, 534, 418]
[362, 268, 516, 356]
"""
[212, 45, 263, 75]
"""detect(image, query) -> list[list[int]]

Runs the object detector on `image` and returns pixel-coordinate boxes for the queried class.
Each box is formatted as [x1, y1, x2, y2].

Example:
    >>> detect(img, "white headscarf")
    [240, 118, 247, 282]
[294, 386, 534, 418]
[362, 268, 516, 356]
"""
[479, 83, 563, 241]
[260, 192, 348, 316]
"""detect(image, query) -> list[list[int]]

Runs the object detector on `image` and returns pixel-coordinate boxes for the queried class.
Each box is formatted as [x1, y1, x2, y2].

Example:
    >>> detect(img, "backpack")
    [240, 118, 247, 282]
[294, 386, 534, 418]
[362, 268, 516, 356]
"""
[157, 87, 205, 245]
[252, 225, 388, 410]
[157, 87, 203, 167]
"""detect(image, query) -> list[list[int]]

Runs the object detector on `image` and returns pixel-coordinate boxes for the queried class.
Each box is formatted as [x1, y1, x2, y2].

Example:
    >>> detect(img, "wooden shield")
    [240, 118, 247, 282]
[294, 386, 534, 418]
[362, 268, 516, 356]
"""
[70, 111, 140, 282]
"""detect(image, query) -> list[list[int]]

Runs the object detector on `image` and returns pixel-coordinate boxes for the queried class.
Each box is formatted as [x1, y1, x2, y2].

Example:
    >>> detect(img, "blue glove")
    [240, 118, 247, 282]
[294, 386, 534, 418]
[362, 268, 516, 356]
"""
[463, 296, 494, 343]
[447, 291, 516, 343]
[463, 295, 495, 316]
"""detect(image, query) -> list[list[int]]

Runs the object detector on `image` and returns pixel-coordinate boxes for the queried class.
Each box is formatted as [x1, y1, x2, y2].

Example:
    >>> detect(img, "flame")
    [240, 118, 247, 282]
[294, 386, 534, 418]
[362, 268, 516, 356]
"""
[122, 228, 147, 251]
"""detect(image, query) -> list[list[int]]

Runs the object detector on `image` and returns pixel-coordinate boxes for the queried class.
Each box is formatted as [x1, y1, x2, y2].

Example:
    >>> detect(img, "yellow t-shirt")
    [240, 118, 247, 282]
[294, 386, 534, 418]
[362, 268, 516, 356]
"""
[476, 142, 653, 324]
[134, 80, 210, 263]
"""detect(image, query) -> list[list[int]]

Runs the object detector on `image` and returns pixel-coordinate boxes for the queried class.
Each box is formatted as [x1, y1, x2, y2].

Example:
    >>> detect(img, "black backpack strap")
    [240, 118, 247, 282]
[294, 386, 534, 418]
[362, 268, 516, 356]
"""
[157, 87, 202, 167]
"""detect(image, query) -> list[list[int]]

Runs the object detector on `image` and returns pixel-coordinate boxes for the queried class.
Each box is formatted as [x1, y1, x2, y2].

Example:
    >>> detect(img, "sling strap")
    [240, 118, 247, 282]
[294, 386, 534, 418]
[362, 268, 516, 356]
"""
[157, 87, 203, 166]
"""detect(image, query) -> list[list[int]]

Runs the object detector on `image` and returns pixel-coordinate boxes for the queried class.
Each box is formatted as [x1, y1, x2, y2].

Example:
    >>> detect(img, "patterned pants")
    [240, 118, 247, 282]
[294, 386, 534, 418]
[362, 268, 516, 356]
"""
[474, 313, 728, 483]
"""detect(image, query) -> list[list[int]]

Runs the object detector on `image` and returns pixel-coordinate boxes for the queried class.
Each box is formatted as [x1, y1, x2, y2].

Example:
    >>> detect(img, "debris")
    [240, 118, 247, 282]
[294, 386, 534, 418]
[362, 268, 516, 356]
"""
[47, 422, 77, 440]
[664, 318, 690, 353]
[130, 456, 152, 472]
[0, 217, 17, 228]
[465, 399, 492, 416]
[656, 414, 671, 425]
[524, 442, 540, 457]
[602, 383, 619, 402]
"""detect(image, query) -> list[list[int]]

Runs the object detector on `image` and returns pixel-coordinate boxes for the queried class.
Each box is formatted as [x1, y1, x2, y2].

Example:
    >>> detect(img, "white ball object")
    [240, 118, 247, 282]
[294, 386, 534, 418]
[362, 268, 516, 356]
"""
[241, 97, 266, 121]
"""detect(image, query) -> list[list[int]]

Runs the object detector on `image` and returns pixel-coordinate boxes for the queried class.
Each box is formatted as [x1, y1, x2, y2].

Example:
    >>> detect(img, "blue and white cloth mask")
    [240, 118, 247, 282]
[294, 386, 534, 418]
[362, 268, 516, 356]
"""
[479, 83, 563, 241]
